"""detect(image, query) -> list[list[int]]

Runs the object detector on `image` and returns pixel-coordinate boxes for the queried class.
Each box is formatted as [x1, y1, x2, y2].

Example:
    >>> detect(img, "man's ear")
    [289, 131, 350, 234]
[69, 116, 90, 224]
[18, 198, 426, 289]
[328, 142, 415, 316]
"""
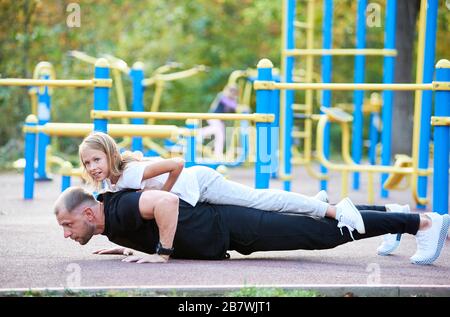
[83, 206, 95, 221]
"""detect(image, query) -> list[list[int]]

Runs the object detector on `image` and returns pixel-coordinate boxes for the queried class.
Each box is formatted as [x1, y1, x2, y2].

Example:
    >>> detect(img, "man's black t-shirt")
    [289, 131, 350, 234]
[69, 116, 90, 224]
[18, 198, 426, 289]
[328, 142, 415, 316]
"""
[98, 190, 230, 260]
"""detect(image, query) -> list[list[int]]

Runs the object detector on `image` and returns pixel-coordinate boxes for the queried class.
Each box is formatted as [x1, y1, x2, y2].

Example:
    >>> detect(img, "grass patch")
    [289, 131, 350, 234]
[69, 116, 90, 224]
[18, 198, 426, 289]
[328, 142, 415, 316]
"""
[3, 287, 321, 297]
[227, 287, 320, 297]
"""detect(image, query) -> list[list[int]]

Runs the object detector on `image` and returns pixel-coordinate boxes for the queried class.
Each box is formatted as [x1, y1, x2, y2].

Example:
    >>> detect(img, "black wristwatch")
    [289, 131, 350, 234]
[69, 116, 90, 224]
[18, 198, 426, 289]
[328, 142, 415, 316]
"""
[155, 242, 174, 256]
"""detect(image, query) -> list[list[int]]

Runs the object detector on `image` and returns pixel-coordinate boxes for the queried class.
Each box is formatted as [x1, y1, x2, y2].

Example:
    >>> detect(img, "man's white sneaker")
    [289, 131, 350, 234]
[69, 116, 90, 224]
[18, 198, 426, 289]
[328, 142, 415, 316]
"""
[410, 213, 450, 265]
[314, 190, 329, 203]
[335, 197, 366, 239]
[377, 204, 410, 256]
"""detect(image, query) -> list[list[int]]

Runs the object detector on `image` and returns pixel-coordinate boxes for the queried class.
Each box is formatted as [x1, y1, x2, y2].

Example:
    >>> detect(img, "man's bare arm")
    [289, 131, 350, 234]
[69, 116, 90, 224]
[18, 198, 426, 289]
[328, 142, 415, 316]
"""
[131, 190, 179, 262]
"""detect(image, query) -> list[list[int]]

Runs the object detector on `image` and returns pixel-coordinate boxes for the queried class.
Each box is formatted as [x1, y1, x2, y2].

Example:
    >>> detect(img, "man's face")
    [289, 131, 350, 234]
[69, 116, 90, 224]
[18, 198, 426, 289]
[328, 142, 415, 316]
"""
[56, 208, 95, 245]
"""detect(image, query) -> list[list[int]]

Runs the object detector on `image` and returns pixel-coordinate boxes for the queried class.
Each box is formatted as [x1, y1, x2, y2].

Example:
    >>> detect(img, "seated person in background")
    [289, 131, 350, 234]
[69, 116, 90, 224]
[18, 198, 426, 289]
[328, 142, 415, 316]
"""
[198, 83, 239, 159]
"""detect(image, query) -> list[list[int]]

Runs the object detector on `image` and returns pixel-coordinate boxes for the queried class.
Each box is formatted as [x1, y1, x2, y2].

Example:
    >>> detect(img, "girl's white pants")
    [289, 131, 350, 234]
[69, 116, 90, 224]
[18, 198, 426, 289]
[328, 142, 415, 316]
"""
[190, 165, 328, 218]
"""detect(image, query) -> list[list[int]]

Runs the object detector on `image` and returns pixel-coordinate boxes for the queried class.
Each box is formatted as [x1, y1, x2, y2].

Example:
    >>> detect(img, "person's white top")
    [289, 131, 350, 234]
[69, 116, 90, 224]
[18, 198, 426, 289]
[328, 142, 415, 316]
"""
[103, 159, 200, 207]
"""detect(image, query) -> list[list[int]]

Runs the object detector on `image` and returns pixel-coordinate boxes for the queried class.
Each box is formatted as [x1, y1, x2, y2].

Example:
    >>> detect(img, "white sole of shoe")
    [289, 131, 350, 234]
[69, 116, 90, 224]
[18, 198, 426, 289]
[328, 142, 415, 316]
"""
[411, 214, 450, 265]
[377, 234, 402, 256]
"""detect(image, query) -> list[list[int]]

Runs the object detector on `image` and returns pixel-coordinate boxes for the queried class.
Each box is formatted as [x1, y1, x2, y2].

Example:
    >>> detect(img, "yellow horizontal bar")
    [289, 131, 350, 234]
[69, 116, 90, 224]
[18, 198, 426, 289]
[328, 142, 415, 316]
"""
[433, 82, 450, 91]
[0, 78, 112, 88]
[254, 81, 433, 91]
[292, 131, 308, 138]
[142, 65, 207, 87]
[284, 48, 397, 57]
[293, 21, 313, 29]
[92, 110, 275, 123]
[292, 104, 307, 111]
[24, 123, 183, 139]
[431, 116, 450, 126]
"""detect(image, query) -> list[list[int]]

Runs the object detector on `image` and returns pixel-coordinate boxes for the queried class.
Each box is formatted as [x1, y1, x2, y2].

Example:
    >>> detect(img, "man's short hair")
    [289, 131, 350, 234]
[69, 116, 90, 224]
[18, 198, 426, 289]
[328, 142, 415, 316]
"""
[54, 186, 97, 215]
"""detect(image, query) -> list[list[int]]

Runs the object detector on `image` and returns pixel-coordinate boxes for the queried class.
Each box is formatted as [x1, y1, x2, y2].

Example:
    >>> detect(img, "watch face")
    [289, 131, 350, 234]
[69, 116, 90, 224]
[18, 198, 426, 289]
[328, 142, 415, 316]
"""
[156, 242, 174, 255]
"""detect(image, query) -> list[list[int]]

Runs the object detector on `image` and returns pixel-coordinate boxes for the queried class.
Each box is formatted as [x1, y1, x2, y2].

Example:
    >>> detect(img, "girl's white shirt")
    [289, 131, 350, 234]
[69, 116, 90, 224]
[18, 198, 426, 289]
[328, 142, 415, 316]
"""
[103, 159, 200, 206]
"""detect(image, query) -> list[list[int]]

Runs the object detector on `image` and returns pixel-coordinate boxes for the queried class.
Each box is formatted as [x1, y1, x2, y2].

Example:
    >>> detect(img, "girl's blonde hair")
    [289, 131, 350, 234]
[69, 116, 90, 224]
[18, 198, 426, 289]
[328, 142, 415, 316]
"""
[78, 132, 143, 189]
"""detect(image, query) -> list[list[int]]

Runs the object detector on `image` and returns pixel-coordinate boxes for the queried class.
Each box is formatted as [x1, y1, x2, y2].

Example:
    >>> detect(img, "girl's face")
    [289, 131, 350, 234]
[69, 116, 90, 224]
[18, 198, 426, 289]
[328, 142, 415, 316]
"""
[80, 148, 110, 181]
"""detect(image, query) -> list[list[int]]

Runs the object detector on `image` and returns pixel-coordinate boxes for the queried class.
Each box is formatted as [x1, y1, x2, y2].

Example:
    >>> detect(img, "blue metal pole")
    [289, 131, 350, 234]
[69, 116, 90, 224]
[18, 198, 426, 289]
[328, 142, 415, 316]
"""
[239, 111, 250, 166]
[255, 59, 274, 189]
[432, 59, 450, 215]
[380, 0, 397, 198]
[417, 0, 438, 209]
[184, 119, 197, 168]
[61, 162, 73, 192]
[320, 0, 333, 191]
[283, 0, 296, 191]
[93, 58, 110, 133]
[271, 86, 280, 179]
[351, 0, 367, 190]
[24, 115, 38, 199]
[130, 62, 145, 151]
[368, 112, 379, 165]
[61, 175, 71, 191]
[36, 74, 52, 181]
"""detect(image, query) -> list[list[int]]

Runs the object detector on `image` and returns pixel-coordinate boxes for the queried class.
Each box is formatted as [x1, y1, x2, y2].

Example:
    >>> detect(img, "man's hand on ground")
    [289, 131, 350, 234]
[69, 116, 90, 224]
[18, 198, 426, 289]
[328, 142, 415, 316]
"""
[93, 247, 133, 256]
[122, 253, 168, 264]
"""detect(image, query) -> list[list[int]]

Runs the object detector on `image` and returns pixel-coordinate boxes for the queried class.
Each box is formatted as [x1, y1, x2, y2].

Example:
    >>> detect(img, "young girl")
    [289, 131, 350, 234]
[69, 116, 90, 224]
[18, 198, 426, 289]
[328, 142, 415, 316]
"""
[78, 132, 366, 236]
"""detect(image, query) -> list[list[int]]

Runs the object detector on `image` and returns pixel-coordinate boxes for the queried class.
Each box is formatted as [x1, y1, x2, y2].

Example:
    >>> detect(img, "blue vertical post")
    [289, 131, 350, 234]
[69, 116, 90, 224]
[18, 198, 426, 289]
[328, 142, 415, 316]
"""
[184, 119, 197, 168]
[368, 112, 379, 164]
[380, 0, 397, 198]
[24, 115, 38, 199]
[417, 0, 438, 209]
[93, 58, 110, 133]
[239, 112, 250, 165]
[61, 161, 73, 192]
[271, 86, 280, 179]
[255, 59, 274, 189]
[36, 74, 52, 181]
[432, 59, 450, 215]
[320, 0, 333, 191]
[130, 62, 145, 151]
[351, 0, 367, 189]
[282, 0, 296, 191]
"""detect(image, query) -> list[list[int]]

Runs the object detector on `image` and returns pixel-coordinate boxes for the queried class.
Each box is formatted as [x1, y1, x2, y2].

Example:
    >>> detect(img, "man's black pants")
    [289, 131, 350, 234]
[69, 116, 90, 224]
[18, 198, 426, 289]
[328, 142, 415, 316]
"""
[218, 204, 420, 255]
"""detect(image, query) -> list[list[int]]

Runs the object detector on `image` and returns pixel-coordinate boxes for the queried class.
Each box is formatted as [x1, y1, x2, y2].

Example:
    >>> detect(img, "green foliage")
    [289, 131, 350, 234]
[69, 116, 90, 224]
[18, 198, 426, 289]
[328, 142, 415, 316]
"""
[0, 0, 448, 166]
[227, 286, 320, 297]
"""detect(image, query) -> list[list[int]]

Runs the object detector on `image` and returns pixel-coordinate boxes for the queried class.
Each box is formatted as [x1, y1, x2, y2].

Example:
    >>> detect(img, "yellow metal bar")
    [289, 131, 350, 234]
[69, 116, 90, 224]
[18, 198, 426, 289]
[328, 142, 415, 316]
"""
[431, 117, 450, 126]
[29, 88, 38, 116]
[284, 48, 397, 57]
[315, 115, 432, 174]
[68, 50, 129, 74]
[411, 0, 430, 206]
[148, 81, 165, 124]
[292, 131, 308, 138]
[142, 65, 207, 87]
[151, 62, 183, 76]
[227, 69, 253, 85]
[92, 110, 275, 122]
[292, 103, 307, 111]
[142, 138, 170, 158]
[33, 61, 56, 80]
[304, 163, 328, 180]
[68, 50, 98, 65]
[367, 172, 374, 204]
[293, 21, 313, 29]
[254, 81, 433, 91]
[0, 78, 112, 88]
[24, 123, 183, 139]
[433, 82, 450, 90]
